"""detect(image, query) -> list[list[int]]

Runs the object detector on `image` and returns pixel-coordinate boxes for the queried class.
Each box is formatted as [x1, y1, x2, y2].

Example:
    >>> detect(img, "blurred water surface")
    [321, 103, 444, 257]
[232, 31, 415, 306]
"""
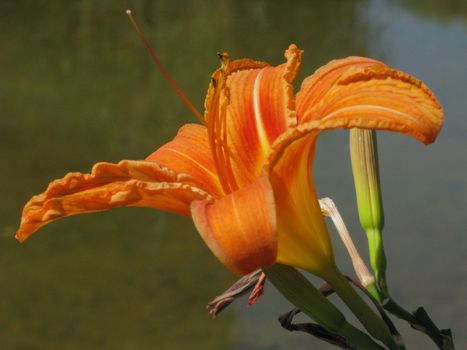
[0, 1, 465, 349]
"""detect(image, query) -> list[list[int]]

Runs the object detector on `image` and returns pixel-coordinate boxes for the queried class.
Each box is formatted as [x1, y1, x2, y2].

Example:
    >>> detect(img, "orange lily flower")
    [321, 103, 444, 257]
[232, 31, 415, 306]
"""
[16, 44, 443, 278]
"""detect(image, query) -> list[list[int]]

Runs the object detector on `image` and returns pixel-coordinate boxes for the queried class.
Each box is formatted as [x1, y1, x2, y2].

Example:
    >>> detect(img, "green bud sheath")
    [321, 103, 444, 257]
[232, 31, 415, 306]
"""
[350, 129, 388, 297]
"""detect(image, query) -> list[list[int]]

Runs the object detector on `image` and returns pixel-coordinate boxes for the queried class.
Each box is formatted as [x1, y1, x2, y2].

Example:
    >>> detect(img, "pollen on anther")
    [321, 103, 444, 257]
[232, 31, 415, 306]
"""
[126, 9, 132, 15]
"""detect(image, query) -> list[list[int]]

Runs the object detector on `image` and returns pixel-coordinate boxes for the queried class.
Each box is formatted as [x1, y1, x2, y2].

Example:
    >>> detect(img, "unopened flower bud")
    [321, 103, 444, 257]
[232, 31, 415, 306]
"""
[350, 129, 387, 297]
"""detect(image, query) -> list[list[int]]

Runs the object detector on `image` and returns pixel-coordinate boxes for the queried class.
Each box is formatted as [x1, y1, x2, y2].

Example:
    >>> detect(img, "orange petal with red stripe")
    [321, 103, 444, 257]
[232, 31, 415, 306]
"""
[16, 160, 210, 242]
[296, 56, 386, 123]
[297, 64, 444, 144]
[191, 173, 277, 275]
[146, 123, 224, 198]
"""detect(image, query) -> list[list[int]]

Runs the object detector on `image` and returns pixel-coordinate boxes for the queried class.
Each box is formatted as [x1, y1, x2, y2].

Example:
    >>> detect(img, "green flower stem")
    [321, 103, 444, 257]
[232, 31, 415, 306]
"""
[264, 264, 386, 350]
[321, 266, 402, 350]
[339, 322, 386, 350]
[383, 301, 455, 350]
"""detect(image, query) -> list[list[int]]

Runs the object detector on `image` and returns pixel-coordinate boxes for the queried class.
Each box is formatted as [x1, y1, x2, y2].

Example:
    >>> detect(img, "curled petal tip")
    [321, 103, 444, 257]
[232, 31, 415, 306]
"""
[15, 232, 25, 243]
[285, 43, 302, 57]
[284, 44, 303, 81]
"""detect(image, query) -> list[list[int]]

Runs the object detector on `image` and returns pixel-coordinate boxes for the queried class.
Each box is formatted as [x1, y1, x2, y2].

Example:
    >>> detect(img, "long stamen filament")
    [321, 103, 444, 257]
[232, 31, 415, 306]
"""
[126, 10, 205, 125]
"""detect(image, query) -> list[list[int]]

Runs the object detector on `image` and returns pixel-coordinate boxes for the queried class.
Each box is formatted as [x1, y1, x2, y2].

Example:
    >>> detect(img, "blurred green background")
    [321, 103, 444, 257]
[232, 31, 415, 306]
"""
[0, 0, 466, 349]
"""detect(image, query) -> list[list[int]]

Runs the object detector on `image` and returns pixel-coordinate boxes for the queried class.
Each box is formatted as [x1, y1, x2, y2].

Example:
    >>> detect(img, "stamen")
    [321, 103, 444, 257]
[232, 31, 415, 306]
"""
[126, 10, 205, 124]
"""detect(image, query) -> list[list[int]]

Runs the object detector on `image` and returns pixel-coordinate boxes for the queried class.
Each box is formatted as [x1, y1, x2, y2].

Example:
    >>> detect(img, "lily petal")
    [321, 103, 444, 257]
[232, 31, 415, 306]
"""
[297, 64, 443, 144]
[205, 44, 302, 188]
[296, 56, 385, 123]
[267, 61, 444, 270]
[16, 160, 210, 242]
[191, 173, 277, 275]
[146, 124, 224, 198]
[268, 131, 334, 274]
